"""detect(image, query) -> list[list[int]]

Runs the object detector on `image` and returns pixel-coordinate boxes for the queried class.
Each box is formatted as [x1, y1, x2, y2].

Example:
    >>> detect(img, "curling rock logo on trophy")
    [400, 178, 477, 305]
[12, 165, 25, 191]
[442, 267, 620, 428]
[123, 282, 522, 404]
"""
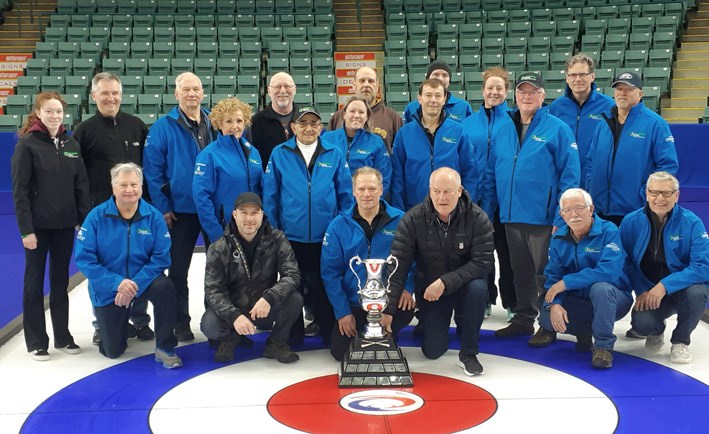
[338, 255, 414, 388]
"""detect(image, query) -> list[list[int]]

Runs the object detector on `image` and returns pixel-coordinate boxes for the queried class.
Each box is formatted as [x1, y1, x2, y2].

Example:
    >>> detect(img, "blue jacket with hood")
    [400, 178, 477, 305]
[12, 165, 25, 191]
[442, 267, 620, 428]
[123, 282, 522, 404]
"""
[321, 201, 414, 320]
[192, 133, 264, 244]
[143, 106, 216, 214]
[461, 101, 512, 203]
[586, 101, 678, 217]
[263, 136, 353, 243]
[75, 197, 171, 307]
[481, 106, 580, 227]
[391, 109, 477, 211]
[549, 83, 615, 186]
[321, 127, 392, 195]
[544, 215, 627, 306]
[620, 204, 709, 295]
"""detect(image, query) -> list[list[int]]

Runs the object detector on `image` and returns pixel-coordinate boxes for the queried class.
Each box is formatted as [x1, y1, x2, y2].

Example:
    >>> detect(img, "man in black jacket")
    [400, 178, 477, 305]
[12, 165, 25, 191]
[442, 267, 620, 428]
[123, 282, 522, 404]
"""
[388, 168, 494, 376]
[73, 72, 153, 345]
[200, 192, 303, 364]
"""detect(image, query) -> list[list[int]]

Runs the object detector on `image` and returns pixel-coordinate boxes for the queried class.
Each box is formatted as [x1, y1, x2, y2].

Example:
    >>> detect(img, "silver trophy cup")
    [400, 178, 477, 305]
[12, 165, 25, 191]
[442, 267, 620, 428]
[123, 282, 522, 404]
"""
[348, 255, 399, 339]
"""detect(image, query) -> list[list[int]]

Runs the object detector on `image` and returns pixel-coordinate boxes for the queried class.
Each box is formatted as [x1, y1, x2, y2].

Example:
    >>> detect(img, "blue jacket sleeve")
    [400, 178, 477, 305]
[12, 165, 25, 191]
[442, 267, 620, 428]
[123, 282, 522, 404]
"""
[249, 147, 264, 197]
[321, 223, 354, 320]
[543, 240, 567, 306]
[458, 133, 479, 203]
[553, 126, 581, 227]
[563, 229, 625, 291]
[335, 154, 354, 212]
[143, 124, 171, 214]
[652, 121, 679, 178]
[661, 219, 709, 294]
[390, 135, 406, 210]
[480, 144, 498, 220]
[131, 215, 172, 297]
[403, 102, 416, 124]
[192, 151, 224, 244]
[262, 156, 282, 230]
[74, 214, 124, 304]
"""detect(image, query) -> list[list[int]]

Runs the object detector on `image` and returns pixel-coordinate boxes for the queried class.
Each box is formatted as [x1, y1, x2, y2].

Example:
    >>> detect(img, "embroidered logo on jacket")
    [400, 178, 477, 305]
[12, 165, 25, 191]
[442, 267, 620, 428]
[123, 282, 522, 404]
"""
[194, 163, 206, 176]
[441, 136, 457, 144]
[63, 151, 79, 158]
[584, 247, 601, 253]
[605, 242, 620, 252]
[629, 132, 646, 139]
[669, 234, 682, 242]
[317, 161, 333, 169]
[137, 228, 152, 235]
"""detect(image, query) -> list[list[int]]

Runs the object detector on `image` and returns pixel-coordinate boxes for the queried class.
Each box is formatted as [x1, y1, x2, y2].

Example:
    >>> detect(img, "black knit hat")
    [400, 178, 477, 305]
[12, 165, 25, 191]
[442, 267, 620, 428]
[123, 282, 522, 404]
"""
[426, 59, 452, 79]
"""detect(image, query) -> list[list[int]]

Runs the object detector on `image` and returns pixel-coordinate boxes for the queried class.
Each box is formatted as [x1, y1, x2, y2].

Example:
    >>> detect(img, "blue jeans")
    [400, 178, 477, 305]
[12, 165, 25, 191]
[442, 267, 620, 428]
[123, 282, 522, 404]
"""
[419, 278, 488, 359]
[631, 283, 708, 345]
[539, 282, 633, 350]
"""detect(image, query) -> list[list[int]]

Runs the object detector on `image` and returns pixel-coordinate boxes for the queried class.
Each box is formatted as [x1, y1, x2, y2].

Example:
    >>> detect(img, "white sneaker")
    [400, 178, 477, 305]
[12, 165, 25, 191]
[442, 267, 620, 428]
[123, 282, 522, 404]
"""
[670, 343, 692, 364]
[29, 349, 51, 361]
[483, 303, 492, 319]
[506, 308, 515, 322]
[645, 334, 665, 352]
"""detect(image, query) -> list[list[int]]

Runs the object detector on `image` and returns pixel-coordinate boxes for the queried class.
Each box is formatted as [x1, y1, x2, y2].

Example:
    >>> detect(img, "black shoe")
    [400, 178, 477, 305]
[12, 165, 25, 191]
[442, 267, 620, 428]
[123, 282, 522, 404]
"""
[135, 325, 155, 341]
[495, 321, 534, 337]
[591, 348, 613, 369]
[264, 340, 299, 363]
[304, 322, 320, 337]
[56, 342, 81, 355]
[237, 335, 254, 349]
[528, 328, 557, 347]
[625, 328, 646, 339]
[575, 334, 593, 352]
[214, 335, 238, 363]
[29, 349, 50, 361]
[174, 324, 195, 342]
[127, 323, 138, 339]
[458, 353, 483, 376]
[92, 330, 101, 346]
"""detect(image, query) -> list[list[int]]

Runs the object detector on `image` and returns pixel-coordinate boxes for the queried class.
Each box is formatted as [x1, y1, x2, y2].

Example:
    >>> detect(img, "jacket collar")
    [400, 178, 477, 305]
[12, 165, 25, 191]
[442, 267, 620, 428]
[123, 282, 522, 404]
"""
[105, 197, 148, 221]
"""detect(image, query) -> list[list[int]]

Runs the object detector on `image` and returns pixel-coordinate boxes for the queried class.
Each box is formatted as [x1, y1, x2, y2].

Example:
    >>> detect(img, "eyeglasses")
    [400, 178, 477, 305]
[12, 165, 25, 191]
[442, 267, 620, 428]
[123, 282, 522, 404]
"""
[560, 205, 589, 215]
[295, 120, 322, 128]
[567, 72, 592, 79]
[647, 189, 677, 198]
[515, 90, 541, 97]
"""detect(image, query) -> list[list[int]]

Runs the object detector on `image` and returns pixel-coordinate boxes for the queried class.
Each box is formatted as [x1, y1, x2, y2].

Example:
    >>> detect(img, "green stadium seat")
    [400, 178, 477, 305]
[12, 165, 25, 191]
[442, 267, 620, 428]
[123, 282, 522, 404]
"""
[171, 58, 194, 74]
[607, 18, 630, 34]
[51, 14, 72, 28]
[312, 41, 333, 58]
[214, 75, 237, 93]
[436, 24, 458, 40]
[62, 93, 83, 119]
[92, 14, 113, 27]
[149, 58, 171, 75]
[125, 58, 148, 75]
[527, 52, 549, 70]
[81, 41, 104, 60]
[237, 75, 260, 94]
[102, 58, 125, 74]
[544, 88, 564, 104]
[312, 56, 334, 74]
[446, 11, 466, 24]
[154, 14, 174, 27]
[437, 38, 458, 57]
[584, 19, 607, 36]
[448, 72, 464, 92]
[143, 75, 167, 94]
[65, 75, 89, 96]
[601, 50, 625, 69]
[550, 52, 571, 70]
[88, 26, 110, 47]
[108, 41, 130, 58]
[385, 56, 407, 75]
[557, 20, 580, 38]
[385, 40, 407, 58]
[41, 75, 65, 93]
[314, 92, 337, 115]
[35, 42, 58, 59]
[71, 15, 91, 28]
[505, 53, 527, 70]
[648, 48, 673, 68]
[460, 54, 481, 70]
[5, 95, 32, 116]
[267, 57, 289, 74]
[290, 73, 312, 88]
[386, 73, 409, 93]
[459, 23, 483, 40]
[0, 115, 22, 132]
[386, 91, 410, 114]
[437, 54, 459, 70]
[175, 27, 197, 43]
[509, 9, 530, 22]
[482, 53, 504, 69]
[134, 14, 154, 27]
[467, 90, 483, 107]
[219, 42, 240, 58]
[487, 10, 509, 23]
[652, 31, 676, 50]
[543, 69, 566, 90]
[154, 26, 175, 42]
[290, 57, 312, 75]
[216, 0, 236, 13]
[150, 41, 173, 57]
[624, 49, 648, 68]
[195, 14, 216, 27]
[483, 22, 507, 38]
[135, 113, 158, 126]
[642, 85, 661, 112]
[640, 3, 664, 18]
[581, 34, 604, 53]
[194, 58, 216, 75]
[482, 37, 504, 53]
[132, 27, 154, 43]
[111, 27, 132, 43]
[531, 8, 552, 21]
[44, 27, 67, 43]
[241, 41, 263, 58]
[25, 58, 49, 76]
[175, 42, 197, 58]
[216, 58, 239, 75]
[72, 58, 96, 76]
[644, 67, 671, 94]
[138, 94, 162, 114]
[596, 5, 618, 20]
[315, 13, 335, 27]
[508, 21, 532, 38]
[550, 36, 572, 53]
[532, 20, 556, 38]
[197, 41, 218, 58]
[269, 41, 289, 57]
[294, 92, 313, 106]
[505, 37, 528, 54]
[121, 76, 143, 94]
[131, 42, 153, 58]
[196, 27, 218, 42]
[605, 33, 628, 52]
[260, 27, 283, 48]
[656, 15, 680, 34]
[551, 8, 575, 22]
[629, 33, 651, 51]
[295, 14, 315, 27]
[308, 26, 332, 42]
[631, 16, 654, 34]
[239, 57, 260, 75]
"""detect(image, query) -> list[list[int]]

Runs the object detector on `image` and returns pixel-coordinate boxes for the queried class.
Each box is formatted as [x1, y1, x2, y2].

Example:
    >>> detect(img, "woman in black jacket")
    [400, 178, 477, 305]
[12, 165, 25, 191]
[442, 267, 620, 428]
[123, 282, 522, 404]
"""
[11, 92, 90, 361]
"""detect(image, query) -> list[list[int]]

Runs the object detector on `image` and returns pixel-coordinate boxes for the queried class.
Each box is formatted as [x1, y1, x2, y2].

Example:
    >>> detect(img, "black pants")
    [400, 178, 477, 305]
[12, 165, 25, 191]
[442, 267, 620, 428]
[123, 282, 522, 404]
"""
[487, 214, 517, 309]
[598, 213, 624, 227]
[201, 291, 304, 345]
[23, 228, 75, 352]
[505, 223, 552, 326]
[289, 241, 335, 345]
[330, 305, 415, 361]
[168, 212, 202, 327]
[420, 278, 489, 359]
[94, 275, 177, 358]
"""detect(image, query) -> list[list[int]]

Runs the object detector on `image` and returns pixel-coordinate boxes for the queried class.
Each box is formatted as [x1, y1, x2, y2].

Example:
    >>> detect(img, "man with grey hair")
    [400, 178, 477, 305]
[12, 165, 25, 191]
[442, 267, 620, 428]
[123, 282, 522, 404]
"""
[620, 171, 709, 364]
[144, 71, 216, 341]
[248, 71, 298, 169]
[482, 72, 580, 339]
[388, 167, 493, 376]
[328, 66, 403, 152]
[529, 188, 631, 369]
[549, 53, 614, 184]
[73, 72, 153, 344]
[75, 163, 182, 368]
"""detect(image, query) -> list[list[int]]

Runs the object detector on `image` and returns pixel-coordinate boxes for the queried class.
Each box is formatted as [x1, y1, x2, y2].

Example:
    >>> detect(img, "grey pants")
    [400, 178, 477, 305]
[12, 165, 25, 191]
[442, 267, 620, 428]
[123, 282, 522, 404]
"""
[505, 223, 552, 325]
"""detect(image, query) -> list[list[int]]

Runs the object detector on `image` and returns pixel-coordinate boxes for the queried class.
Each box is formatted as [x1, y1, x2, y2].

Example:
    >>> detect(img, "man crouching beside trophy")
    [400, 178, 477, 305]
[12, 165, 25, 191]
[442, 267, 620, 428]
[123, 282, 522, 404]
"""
[387, 168, 494, 376]
[321, 167, 416, 387]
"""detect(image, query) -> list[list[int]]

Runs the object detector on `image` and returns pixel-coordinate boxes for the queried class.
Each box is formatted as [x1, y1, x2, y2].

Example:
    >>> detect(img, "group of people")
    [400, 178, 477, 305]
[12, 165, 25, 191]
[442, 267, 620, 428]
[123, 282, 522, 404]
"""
[11, 53, 708, 375]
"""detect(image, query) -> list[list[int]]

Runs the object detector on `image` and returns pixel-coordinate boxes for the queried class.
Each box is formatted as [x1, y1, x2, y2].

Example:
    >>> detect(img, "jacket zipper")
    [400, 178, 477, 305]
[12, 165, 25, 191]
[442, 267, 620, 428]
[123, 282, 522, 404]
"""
[125, 221, 132, 278]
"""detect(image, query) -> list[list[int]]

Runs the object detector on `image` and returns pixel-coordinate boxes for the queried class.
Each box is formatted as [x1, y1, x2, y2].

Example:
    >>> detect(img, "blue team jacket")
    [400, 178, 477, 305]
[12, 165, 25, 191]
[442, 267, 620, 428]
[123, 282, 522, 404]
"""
[549, 83, 615, 186]
[193, 133, 264, 244]
[391, 110, 477, 210]
[321, 127, 392, 195]
[143, 106, 215, 214]
[263, 137, 353, 243]
[75, 198, 171, 307]
[586, 101, 678, 217]
[544, 216, 627, 305]
[403, 93, 473, 123]
[321, 201, 414, 320]
[620, 205, 709, 295]
[461, 101, 512, 203]
[481, 106, 580, 227]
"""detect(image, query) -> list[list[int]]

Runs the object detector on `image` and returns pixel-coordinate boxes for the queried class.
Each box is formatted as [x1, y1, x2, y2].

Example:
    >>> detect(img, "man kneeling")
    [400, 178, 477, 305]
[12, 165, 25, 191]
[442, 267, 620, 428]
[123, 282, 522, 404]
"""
[201, 192, 303, 363]
[75, 163, 182, 369]
[530, 188, 632, 369]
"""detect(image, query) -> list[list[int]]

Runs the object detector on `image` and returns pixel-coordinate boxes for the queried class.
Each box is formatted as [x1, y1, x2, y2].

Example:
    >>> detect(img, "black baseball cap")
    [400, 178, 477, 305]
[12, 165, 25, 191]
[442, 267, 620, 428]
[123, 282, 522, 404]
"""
[611, 71, 643, 89]
[293, 106, 321, 122]
[515, 72, 545, 89]
[234, 192, 262, 210]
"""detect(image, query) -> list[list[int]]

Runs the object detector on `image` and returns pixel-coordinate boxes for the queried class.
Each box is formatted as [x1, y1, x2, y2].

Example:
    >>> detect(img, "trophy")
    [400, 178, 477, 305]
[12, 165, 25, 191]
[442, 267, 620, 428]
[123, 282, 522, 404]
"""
[338, 255, 414, 388]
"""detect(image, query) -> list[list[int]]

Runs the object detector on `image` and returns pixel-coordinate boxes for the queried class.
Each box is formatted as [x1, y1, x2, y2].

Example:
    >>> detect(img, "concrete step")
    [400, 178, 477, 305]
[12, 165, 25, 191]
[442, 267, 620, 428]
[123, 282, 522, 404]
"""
[667, 97, 708, 108]
[677, 41, 709, 51]
[337, 43, 383, 51]
[685, 26, 709, 36]
[0, 29, 40, 38]
[672, 77, 709, 88]
[682, 35, 709, 42]
[337, 22, 384, 32]
[337, 35, 384, 45]
[333, 0, 380, 9]
[673, 68, 709, 78]
[661, 107, 705, 119]
[676, 51, 709, 60]
[336, 14, 385, 24]
[665, 117, 700, 124]
[688, 18, 709, 27]
[671, 87, 709, 98]
[675, 59, 709, 68]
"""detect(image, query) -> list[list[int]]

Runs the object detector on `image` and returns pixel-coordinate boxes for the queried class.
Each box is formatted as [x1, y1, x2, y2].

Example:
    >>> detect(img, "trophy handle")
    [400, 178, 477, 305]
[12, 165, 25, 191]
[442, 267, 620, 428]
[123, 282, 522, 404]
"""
[349, 256, 363, 292]
[385, 255, 399, 292]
